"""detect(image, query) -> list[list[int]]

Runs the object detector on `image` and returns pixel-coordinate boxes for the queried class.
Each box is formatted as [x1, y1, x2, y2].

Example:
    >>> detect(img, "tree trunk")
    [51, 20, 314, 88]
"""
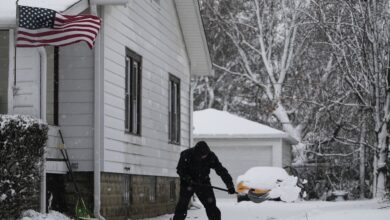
[205, 77, 215, 108]
[375, 123, 388, 198]
[359, 122, 366, 199]
[273, 103, 305, 164]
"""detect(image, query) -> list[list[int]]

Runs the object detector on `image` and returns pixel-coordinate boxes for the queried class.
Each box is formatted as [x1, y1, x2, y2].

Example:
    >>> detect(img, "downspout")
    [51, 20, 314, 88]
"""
[189, 83, 194, 149]
[38, 47, 47, 213]
[90, 4, 105, 219]
[90, 1, 127, 219]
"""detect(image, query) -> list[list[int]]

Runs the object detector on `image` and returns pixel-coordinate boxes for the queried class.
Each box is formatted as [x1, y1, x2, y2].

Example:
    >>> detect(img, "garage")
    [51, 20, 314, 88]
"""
[193, 109, 298, 197]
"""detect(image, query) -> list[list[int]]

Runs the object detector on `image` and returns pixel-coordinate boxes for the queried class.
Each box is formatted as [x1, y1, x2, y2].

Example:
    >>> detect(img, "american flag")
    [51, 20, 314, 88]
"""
[17, 5, 101, 48]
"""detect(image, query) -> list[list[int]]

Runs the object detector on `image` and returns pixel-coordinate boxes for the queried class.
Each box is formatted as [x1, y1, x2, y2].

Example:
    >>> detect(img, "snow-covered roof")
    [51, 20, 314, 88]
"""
[193, 109, 298, 144]
[0, 0, 84, 28]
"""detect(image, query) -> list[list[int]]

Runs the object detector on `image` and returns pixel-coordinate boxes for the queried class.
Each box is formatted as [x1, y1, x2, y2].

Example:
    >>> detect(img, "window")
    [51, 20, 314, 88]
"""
[0, 31, 9, 114]
[46, 47, 59, 125]
[125, 48, 142, 135]
[168, 74, 180, 144]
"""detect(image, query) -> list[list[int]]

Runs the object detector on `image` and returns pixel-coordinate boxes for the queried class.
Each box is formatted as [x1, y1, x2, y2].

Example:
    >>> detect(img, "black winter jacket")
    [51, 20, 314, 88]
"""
[176, 148, 234, 189]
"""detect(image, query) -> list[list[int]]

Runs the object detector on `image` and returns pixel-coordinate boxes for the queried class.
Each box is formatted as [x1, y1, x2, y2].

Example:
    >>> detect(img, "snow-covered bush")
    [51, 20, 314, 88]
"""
[0, 115, 48, 219]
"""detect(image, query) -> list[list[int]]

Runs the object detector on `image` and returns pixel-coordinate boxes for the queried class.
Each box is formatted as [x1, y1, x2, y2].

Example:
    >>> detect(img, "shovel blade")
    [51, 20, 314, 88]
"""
[247, 190, 270, 203]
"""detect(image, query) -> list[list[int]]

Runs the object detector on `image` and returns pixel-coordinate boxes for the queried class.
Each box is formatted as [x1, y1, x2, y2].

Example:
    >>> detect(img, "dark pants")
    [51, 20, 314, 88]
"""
[173, 184, 221, 220]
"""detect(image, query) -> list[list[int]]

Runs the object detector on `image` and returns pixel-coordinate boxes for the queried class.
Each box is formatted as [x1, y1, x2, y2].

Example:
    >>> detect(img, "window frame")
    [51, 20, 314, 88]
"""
[168, 74, 181, 145]
[45, 46, 59, 126]
[125, 48, 142, 136]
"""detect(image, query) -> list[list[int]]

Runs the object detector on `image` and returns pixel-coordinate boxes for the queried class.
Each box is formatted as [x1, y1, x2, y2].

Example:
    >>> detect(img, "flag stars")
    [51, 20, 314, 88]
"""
[19, 6, 55, 29]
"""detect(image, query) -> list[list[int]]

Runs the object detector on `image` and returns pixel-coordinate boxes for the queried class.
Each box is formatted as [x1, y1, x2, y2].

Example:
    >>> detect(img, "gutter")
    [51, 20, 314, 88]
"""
[89, 1, 127, 219]
[38, 47, 47, 213]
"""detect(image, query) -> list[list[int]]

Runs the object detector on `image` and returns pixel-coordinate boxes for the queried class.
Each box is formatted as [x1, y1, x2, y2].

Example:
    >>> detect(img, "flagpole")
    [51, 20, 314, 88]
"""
[14, 0, 19, 87]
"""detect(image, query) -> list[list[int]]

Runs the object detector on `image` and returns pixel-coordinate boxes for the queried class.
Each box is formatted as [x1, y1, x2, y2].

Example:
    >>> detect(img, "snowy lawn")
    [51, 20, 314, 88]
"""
[143, 199, 390, 220]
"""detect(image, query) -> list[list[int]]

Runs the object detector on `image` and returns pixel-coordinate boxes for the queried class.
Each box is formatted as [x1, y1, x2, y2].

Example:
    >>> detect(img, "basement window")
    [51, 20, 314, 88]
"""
[123, 175, 132, 206]
[170, 180, 176, 201]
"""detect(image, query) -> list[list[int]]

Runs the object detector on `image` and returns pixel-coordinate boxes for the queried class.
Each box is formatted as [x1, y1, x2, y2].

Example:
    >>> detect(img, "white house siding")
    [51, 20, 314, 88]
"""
[102, 0, 191, 177]
[57, 43, 94, 171]
[0, 31, 8, 114]
[12, 47, 40, 117]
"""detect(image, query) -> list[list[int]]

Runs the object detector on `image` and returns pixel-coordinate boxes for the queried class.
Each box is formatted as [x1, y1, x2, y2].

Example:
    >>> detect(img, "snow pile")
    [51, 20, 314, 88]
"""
[193, 109, 286, 137]
[286, 209, 390, 220]
[20, 210, 71, 220]
[237, 167, 301, 202]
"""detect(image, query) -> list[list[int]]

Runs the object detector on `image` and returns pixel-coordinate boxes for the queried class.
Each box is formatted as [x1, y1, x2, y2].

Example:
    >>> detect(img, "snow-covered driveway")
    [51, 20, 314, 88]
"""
[145, 199, 390, 220]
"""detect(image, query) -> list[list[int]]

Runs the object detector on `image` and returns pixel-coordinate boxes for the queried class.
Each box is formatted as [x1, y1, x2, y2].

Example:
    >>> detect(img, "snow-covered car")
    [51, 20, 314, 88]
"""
[236, 167, 301, 203]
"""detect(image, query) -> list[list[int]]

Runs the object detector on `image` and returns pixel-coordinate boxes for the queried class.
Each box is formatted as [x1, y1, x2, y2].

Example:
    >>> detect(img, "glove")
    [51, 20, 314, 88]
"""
[227, 187, 236, 194]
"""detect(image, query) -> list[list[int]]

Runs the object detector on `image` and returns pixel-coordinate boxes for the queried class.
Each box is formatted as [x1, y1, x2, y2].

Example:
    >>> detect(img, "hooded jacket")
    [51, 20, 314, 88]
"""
[176, 141, 234, 189]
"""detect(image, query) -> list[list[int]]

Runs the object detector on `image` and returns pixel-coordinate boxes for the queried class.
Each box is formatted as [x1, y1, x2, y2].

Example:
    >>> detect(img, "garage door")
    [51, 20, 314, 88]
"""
[209, 145, 273, 198]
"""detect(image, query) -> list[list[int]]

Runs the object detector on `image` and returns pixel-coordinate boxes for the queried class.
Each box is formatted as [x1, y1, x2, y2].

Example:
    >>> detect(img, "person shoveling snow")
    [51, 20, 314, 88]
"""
[236, 167, 302, 203]
[172, 141, 236, 220]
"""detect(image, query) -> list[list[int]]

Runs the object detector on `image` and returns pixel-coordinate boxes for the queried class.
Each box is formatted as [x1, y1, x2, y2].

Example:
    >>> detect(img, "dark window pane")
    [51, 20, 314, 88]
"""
[169, 74, 180, 144]
[0, 31, 9, 114]
[125, 48, 142, 135]
[46, 46, 58, 126]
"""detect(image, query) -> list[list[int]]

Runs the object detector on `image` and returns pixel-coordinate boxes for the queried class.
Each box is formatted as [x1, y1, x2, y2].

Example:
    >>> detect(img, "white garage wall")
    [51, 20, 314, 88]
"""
[195, 138, 280, 198]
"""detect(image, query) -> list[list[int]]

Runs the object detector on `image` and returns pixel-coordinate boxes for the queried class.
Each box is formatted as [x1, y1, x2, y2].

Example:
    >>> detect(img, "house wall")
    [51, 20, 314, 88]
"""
[102, 0, 191, 176]
[57, 43, 95, 171]
[11, 47, 41, 117]
[194, 137, 276, 198]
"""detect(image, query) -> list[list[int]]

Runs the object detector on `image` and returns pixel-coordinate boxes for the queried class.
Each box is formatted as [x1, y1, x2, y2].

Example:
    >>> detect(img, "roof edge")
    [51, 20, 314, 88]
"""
[193, 0, 214, 76]
[63, 0, 89, 15]
[174, 0, 214, 76]
[194, 133, 299, 145]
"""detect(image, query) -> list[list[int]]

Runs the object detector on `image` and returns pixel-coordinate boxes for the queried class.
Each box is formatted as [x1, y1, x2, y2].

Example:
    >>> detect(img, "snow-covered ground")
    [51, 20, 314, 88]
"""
[144, 199, 390, 220]
[17, 199, 390, 220]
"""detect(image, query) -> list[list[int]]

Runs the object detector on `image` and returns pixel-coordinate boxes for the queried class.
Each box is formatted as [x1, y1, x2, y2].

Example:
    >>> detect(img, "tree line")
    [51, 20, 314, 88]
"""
[195, 0, 390, 199]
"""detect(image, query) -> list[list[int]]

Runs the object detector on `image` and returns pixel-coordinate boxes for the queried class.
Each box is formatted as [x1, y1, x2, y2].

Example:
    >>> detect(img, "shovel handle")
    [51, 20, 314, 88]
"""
[193, 183, 238, 194]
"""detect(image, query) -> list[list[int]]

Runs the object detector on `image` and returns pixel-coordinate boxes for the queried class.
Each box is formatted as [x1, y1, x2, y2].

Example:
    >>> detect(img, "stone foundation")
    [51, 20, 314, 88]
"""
[47, 173, 179, 219]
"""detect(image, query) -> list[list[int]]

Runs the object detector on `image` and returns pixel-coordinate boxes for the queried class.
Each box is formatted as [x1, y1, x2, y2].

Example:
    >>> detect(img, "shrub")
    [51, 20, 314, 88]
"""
[0, 115, 48, 219]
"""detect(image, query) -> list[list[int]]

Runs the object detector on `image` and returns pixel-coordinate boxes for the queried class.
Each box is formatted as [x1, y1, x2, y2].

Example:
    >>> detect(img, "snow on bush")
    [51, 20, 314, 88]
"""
[237, 167, 302, 202]
[0, 115, 48, 219]
[20, 210, 71, 220]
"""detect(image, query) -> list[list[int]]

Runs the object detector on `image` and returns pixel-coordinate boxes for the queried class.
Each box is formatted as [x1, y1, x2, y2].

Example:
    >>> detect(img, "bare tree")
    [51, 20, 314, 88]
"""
[316, 0, 390, 198]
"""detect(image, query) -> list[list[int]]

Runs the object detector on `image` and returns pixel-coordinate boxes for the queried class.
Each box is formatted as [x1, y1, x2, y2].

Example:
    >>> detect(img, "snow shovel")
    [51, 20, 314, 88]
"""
[58, 130, 94, 219]
[247, 189, 270, 203]
[193, 183, 270, 203]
